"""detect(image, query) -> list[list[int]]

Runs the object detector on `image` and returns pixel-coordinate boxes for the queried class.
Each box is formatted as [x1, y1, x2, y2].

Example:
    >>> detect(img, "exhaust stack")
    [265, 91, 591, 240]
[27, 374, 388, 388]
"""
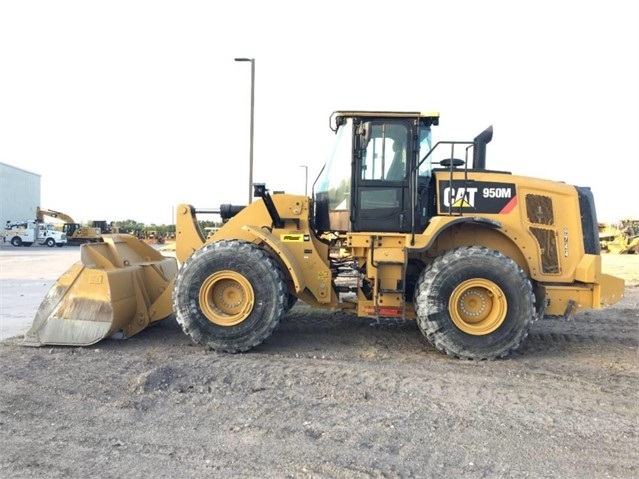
[472, 125, 493, 169]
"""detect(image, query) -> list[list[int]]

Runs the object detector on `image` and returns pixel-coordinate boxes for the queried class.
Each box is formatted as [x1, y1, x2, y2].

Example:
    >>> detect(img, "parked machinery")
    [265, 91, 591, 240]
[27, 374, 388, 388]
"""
[24, 111, 625, 360]
[599, 218, 639, 254]
[36, 207, 103, 245]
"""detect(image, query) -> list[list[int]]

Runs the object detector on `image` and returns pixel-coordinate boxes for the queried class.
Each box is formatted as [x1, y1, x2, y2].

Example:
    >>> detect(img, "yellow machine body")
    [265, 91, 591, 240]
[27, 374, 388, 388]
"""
[23, 111, 625, 359]
[174, 172, 624, 320]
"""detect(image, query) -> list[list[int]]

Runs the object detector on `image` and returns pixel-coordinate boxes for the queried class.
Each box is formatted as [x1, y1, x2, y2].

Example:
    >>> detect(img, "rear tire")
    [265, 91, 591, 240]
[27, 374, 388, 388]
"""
[11, 237, 22, 247]
[173, 240, 287, 353]
[414, 246, 535, 360]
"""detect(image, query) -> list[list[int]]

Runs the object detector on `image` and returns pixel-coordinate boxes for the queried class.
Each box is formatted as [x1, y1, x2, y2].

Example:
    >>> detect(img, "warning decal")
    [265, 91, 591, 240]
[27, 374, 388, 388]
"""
[280, 233, 311, 243]
[280, 234, 305, 242]
[438, 180, 517, 214]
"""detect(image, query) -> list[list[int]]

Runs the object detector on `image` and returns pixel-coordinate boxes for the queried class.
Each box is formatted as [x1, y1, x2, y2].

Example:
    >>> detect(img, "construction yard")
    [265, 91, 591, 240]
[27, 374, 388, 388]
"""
[0, 246, 637, 478]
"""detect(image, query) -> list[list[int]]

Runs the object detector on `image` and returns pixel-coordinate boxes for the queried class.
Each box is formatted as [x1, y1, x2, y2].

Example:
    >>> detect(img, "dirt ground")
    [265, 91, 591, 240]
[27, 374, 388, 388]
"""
[1, 248, 637, 479]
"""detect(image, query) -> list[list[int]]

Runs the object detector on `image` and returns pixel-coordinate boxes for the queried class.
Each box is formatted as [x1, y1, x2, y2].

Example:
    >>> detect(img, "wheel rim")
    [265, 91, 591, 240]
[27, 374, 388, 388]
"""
[449, 278, 507, 335]
[199, 270, 254, 326]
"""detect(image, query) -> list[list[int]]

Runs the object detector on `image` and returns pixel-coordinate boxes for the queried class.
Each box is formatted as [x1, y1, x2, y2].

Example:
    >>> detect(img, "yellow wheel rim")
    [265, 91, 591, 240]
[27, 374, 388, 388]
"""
[449, 278, 507, 335]
[199, 271, 254, 326]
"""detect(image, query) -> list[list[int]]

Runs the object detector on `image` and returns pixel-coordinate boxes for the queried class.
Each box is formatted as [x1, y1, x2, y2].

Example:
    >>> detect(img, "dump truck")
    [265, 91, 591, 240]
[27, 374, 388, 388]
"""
[23, 111, 625, 360]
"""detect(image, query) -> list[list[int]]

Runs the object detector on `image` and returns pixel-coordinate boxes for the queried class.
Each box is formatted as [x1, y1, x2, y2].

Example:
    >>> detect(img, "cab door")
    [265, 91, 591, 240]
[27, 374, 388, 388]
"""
[352, 120, 412, 233]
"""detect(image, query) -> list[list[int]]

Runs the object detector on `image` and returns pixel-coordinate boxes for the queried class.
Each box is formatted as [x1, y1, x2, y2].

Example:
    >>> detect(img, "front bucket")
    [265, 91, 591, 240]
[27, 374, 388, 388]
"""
[23, 234, 178, 347]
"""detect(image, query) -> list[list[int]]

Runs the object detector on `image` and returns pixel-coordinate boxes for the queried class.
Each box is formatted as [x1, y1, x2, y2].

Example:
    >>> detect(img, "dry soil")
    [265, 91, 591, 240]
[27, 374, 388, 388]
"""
[0, 248, 637, 478]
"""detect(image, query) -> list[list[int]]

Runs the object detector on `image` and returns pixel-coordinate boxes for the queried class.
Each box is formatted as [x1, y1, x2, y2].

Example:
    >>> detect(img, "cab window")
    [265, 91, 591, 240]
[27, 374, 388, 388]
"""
[360, 123, 409, 181]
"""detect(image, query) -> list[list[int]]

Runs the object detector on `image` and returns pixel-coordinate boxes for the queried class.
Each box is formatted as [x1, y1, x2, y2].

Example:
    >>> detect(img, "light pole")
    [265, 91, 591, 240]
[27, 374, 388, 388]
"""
[234, 57, 255, 204]
[299, 165, 308, 196]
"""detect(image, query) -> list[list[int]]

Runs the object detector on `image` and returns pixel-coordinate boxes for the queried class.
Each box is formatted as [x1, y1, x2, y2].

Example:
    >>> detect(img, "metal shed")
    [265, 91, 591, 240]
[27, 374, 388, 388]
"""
[0, 162, 41, 230]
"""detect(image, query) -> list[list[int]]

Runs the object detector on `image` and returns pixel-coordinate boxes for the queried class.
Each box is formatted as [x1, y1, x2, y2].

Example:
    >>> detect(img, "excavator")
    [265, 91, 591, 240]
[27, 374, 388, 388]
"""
[36, 207, 103, 245]
[23, 111, 626, 360]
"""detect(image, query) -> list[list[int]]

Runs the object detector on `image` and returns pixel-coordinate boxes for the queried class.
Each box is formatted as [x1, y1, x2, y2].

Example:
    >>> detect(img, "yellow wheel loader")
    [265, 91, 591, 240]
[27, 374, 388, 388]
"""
[599, 218, 639, 254]
[24, 111, 625, 359]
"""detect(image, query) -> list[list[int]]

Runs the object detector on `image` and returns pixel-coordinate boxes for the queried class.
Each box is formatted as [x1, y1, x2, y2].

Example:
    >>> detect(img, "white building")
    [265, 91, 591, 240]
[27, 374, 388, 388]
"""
[0, 162, 41, 229]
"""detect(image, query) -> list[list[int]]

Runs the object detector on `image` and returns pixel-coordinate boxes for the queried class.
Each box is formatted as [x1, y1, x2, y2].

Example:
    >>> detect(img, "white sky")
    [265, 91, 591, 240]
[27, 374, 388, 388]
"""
[1, 0, 637, 225]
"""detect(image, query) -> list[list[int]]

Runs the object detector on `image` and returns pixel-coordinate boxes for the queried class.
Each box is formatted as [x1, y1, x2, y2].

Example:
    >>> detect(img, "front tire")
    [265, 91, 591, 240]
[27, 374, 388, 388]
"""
[173, 240, 287, 353]
[414, 246, 535, 360]
[46, 238, 56, 247]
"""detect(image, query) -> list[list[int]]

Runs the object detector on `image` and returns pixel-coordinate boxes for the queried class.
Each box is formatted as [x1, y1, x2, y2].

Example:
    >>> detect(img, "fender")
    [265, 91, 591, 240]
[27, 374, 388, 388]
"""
[242, 225, 306, 294]
[411, 215, 502, 252]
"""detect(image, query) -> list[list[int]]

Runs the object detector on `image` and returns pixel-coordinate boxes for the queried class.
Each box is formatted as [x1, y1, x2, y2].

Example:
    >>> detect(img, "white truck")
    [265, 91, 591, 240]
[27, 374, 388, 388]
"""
[3, 220, 67, 247]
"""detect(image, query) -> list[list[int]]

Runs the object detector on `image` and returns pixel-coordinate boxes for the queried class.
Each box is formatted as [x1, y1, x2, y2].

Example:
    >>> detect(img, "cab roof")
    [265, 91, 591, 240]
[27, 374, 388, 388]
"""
[330, 111, 440, 132]
[333, 110, 439, 119]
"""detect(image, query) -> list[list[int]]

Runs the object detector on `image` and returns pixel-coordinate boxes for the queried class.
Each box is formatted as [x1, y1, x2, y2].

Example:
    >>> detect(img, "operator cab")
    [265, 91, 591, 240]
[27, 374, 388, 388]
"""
[314, 111, 439, 234]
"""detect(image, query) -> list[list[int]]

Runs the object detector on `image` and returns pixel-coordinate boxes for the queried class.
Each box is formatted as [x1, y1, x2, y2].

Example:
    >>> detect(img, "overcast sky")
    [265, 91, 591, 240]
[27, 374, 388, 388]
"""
[1, 0, 637, 225]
